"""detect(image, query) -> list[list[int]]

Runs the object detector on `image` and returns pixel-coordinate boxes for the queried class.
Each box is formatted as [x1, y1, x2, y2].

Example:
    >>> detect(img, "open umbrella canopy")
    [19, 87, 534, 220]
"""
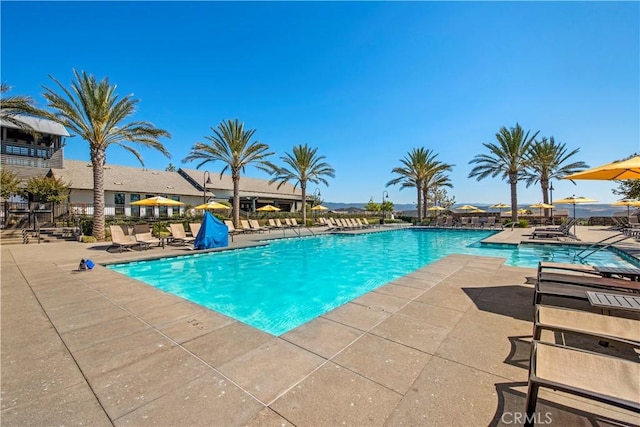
[489, 203, 510, 209]
[194, 201, 231, 210]
[456, 205, 478, 211]
[553, 196, 598, 205]
[470, 208, 486, 213]
[611, 199, 640, 221]
[530, 203, 554, 209]
[426, 206, 447, 211]
[563, 156, 640, 181]
[256, 204, 281, 212]
[517, 208, 530, 215]
[131, 196, 184, 206]
[311, 205, 329, 211]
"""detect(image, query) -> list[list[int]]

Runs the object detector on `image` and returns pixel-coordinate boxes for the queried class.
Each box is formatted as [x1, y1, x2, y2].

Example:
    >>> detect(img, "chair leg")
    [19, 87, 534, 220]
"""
[524, 382, 539, 427]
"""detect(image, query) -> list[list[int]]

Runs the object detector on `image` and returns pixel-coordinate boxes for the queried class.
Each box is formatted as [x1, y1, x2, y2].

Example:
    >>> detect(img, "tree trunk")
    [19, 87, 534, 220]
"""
[422, 186, 428, 219]
[91, 149, 106, 241]
[510, 175, 518, 223]
[300, 182, 307, 226]
[232, 172, 240, 228]
[541, 179, 550, 219]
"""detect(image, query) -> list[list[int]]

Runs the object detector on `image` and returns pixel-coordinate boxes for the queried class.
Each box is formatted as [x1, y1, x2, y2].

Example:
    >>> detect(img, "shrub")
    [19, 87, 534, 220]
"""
[80, 235, 97, 243]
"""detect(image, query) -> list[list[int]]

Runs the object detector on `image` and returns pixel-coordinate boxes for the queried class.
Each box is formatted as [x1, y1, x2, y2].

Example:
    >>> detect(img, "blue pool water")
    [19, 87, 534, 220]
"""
[107, 229, 638, 336]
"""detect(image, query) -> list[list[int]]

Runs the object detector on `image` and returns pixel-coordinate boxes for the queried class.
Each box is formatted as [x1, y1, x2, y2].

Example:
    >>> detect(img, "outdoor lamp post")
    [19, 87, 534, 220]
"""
[203, 171, 212, 204]
[381, 191, 389, 225]
[549, 181, 554, 225]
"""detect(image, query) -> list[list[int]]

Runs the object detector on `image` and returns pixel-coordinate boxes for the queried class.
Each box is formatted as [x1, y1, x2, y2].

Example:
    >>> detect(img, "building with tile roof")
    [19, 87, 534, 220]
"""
[2, 116, 303, 220]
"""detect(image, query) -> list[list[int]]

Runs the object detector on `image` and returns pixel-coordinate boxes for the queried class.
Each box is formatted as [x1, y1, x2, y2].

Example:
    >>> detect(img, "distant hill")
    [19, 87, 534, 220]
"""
[324, 202, 629, 218]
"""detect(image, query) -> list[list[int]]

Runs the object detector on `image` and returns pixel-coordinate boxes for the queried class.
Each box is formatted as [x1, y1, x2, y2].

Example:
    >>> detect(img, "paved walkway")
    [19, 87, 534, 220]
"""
[2, 225, 639, 426]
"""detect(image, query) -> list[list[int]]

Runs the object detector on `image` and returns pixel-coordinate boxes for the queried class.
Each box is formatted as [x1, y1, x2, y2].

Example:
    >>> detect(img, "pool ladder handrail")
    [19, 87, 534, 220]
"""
[575, 232, 632, 261]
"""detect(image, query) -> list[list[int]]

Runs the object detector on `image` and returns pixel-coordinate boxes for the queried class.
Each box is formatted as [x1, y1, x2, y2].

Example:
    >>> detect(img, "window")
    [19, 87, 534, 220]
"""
[114, 193, 125, 216]
[130, 194, 140, 217]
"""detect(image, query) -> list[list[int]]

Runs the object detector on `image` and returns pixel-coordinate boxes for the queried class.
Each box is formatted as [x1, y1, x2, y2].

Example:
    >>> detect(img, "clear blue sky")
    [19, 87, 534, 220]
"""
[2, 1, 638, 206]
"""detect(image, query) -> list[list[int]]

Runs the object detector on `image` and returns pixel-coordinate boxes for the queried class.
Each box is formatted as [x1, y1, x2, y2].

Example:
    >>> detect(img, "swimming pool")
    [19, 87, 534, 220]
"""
[107, 229, 638, 336]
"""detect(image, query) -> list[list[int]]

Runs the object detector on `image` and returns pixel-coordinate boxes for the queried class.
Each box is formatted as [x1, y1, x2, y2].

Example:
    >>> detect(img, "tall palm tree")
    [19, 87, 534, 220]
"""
[469, 124, 539, 223]
[1, 82, 37, 128]
[183, 119, 274, 227]
[387, 148, 452, 222]
[523, 137, 588, 217]
[41, 70, 171, 241]
[268, 144, 335, 226]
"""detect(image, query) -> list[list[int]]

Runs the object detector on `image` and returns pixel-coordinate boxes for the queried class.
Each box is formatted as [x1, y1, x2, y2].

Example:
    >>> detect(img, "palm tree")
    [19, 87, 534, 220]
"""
[183, 119, 274, 227]
[469, 124, 539, 223]
[523, 137, 589, 217]
[387, 148, 452, 222]
[40, 70, 171, 241]
[268, 144, 335, 226]
[1, 82, 37, 128]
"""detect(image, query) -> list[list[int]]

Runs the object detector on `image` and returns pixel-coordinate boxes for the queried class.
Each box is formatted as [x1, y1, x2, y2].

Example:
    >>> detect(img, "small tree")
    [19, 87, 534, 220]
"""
[165, 163, 177, 172]
[364, 199, 380, 212]
[1, 169, 22, 200]
[381, 200, 394, 218]
[26, 176, 69, 224]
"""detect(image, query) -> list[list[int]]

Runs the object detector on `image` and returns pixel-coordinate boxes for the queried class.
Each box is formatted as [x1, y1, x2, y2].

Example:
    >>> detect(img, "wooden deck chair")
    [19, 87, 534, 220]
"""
[444, 216, 453, 227]
[524, 341, 639, 427]
[169, 223, 196, 245]
[290, 218, 300, 227]
[459, 217, 469, 228]
[470, 217, 480, 228]
[275, 218, 287, 228]
[109, 225, 139, 252]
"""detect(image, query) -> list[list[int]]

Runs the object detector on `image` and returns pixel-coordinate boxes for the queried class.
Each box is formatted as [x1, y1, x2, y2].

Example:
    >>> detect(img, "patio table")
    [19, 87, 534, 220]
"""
[586, 291, 640, 312]
[594, 266, 640, 281]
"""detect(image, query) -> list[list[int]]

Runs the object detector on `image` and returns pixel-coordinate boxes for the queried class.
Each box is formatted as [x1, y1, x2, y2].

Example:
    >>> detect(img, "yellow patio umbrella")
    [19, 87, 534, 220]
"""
[426, 206, 446, 211]
[553, 196, 598, 234]
[311, 205, 329, 211]
[517, 208, 530, 215]
[131, 196, 184, 206]
[611, 199, 640, 222]
[563, 156, 640, 181]
[470, 208, 486, 213]
[489, 203, 510, 217]
[194, 201, 231, 210]
[456, 204, 478, 211]
[529, 203, 554, 220]
[256, 204, 281, 212]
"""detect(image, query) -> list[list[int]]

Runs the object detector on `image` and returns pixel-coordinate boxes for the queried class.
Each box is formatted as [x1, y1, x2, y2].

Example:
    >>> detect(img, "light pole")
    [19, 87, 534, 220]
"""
[549, 181, 554, 225]
[203, 171, 212, 204]
[313, 188, 321, 223]
[381, 190, 389, 225]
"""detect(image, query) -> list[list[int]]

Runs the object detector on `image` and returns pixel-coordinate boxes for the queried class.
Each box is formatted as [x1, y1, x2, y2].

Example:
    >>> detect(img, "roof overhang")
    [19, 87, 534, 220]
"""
[0, 114, 70, 136]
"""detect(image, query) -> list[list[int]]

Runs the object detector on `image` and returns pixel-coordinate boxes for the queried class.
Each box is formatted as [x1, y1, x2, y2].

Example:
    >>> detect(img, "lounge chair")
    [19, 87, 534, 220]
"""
[169, 223, 196, 245]
[459, 217, 469, 228]
[290, 218, 300, 227]
[470, 217, 480, 228]
[530, 218, 577, 240]
[629, 216, 640, 228]
[275, 218, 287, 228]
[109, 225, 139, 252]
[534, 272, 639, 305]
[249, 219, 268, 233]
[135, 232, 161, 250]
[223, 220, 242, 241]
[444, 216, 453, 227]
[485, 216, 499, 229]
[189, 223, 201, 237]
[533, 304, 640, 347]
[524, 340, 639, 427]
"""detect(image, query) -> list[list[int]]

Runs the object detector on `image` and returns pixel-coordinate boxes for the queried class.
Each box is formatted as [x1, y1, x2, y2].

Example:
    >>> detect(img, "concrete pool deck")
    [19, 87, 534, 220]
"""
[2, 225, 639, 426]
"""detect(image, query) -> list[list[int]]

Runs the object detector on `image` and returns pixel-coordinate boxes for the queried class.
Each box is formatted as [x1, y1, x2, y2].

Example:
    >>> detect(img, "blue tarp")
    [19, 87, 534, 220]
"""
[194, 211, 229, 250]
